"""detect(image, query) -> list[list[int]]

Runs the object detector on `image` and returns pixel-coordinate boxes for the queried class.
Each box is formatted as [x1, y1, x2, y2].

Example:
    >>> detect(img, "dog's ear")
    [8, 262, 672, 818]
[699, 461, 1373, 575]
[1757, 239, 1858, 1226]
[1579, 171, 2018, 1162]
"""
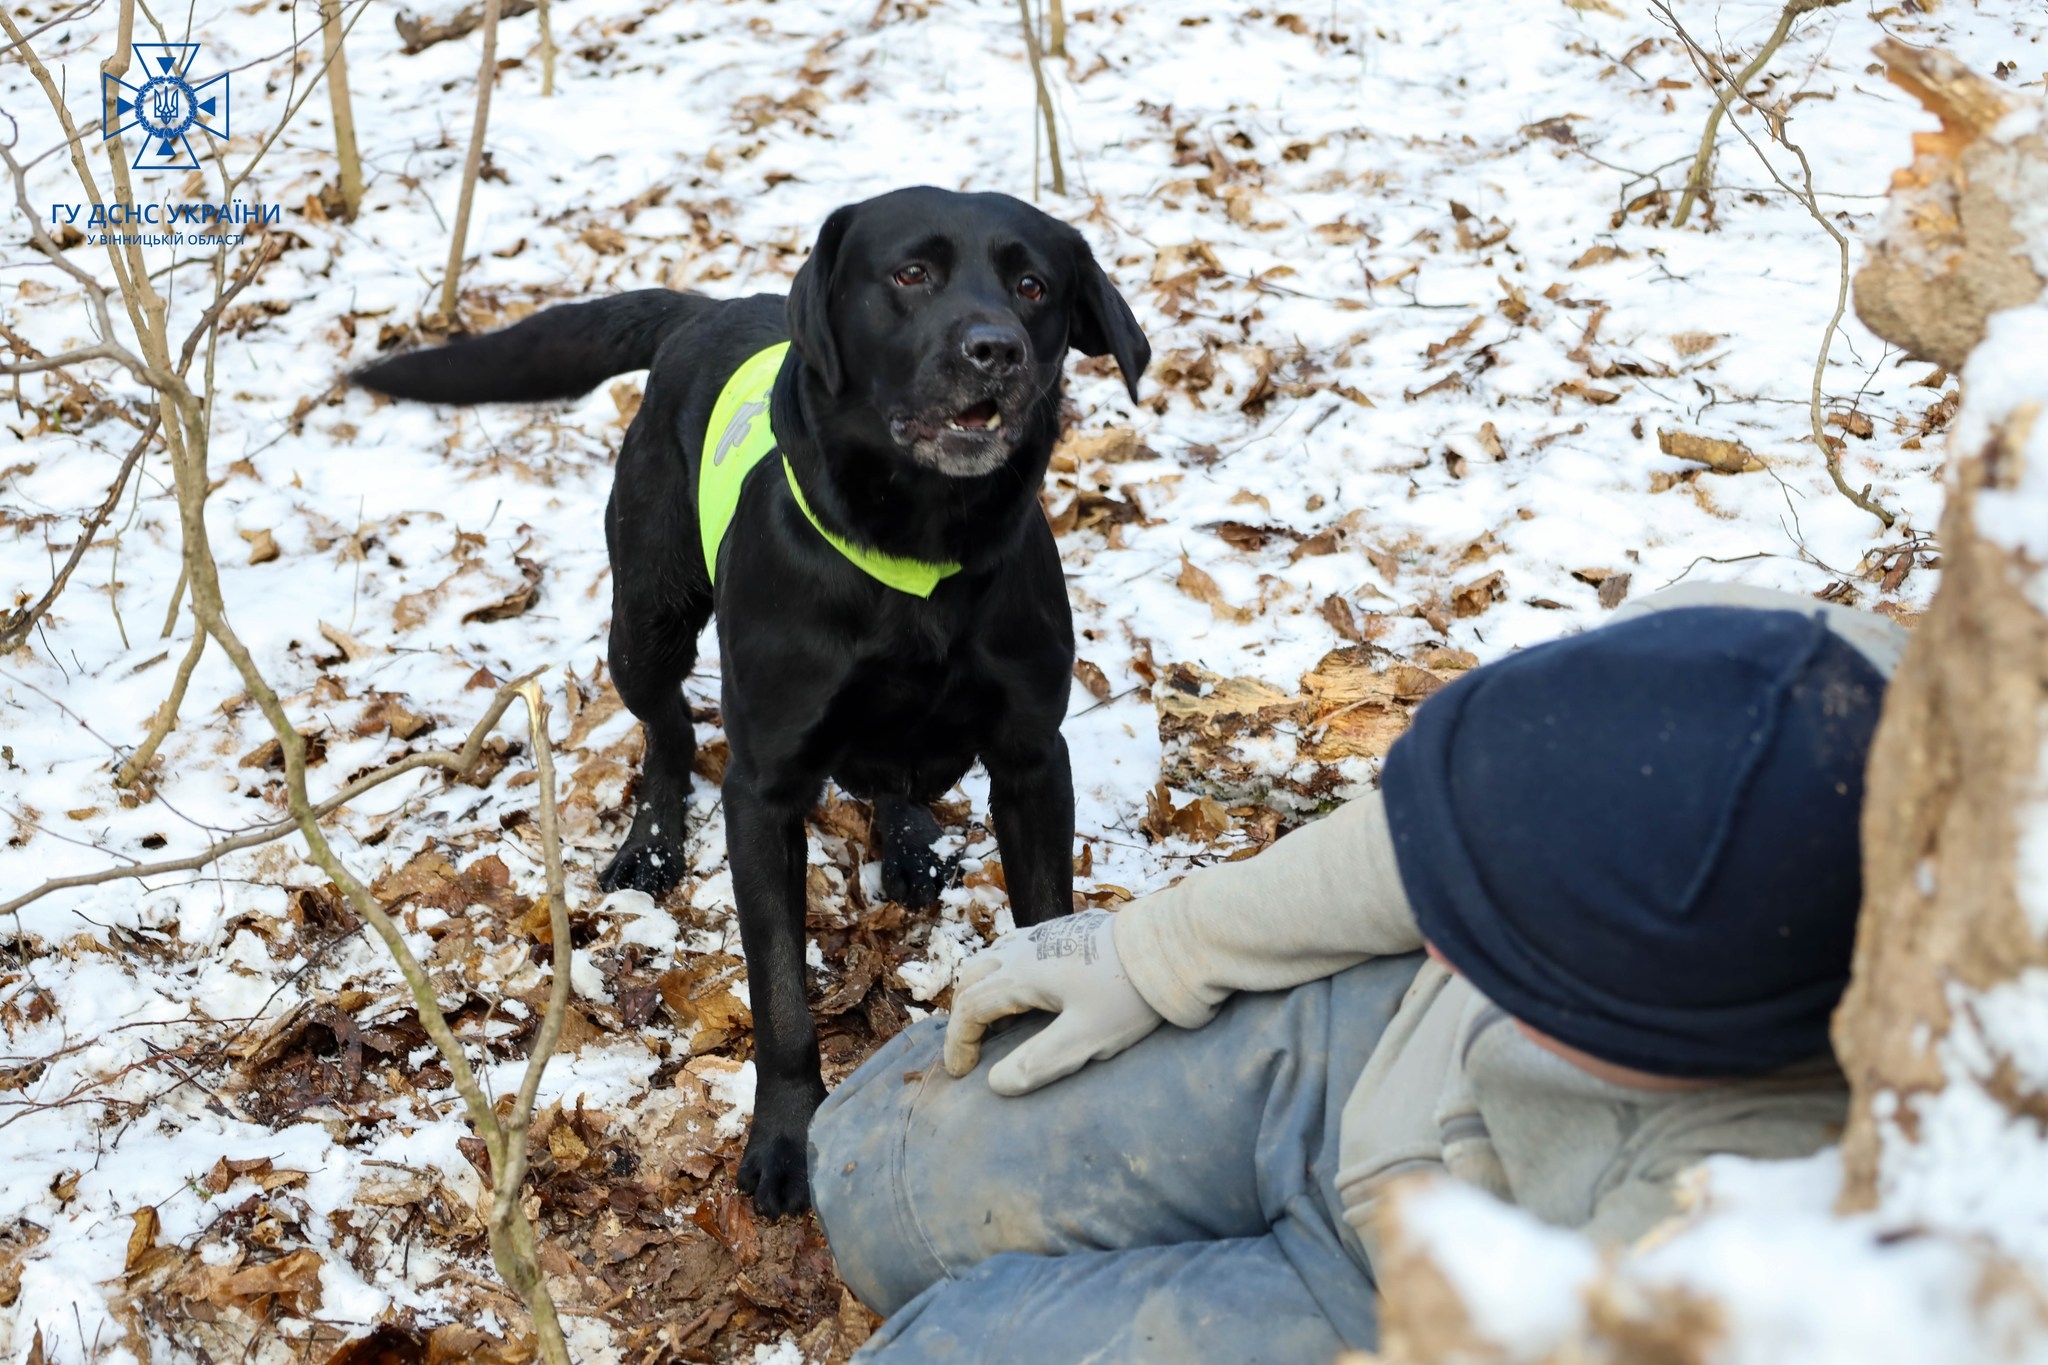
[1065, 234, 1150, 403]
[787, 205, 855, 394]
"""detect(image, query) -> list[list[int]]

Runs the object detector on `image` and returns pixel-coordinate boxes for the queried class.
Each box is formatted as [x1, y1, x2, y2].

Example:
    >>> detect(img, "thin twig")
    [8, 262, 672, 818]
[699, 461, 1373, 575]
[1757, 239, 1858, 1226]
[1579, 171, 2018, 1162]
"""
[1671, 0, 1844, 228]
[1, 670, 537, 920]
[1655, 1, 1895, 529]
[319, 0, 365, 217]
[440, 0, 504, 324]
[1017, 0, 1065, 197]
[111, 627, 204, 789]
[0, 413, 161, 653]
[536, 0, 556, 96]
[489, 679, 574, 1362]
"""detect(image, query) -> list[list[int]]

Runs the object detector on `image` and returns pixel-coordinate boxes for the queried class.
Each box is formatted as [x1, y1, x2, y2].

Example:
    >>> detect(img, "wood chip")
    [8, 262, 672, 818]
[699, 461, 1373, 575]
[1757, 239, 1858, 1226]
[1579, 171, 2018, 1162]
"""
[1657, 427, 1764, 474]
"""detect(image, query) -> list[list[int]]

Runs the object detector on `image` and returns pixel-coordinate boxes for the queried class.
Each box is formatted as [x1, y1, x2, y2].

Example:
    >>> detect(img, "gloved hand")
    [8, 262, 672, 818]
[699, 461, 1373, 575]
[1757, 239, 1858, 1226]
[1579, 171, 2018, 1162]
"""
[942, 911, 1165, 1095]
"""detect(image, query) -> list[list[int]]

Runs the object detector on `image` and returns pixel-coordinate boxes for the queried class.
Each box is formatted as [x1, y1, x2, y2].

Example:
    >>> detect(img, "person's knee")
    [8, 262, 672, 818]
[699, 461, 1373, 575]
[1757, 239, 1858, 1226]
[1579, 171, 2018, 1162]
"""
[810, 1015, 949, 1314]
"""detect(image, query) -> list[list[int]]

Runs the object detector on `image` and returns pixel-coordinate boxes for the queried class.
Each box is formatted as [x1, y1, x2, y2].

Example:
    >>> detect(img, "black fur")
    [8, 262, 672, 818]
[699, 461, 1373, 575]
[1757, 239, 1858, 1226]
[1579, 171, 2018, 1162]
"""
[356, 187, 1149, 1217]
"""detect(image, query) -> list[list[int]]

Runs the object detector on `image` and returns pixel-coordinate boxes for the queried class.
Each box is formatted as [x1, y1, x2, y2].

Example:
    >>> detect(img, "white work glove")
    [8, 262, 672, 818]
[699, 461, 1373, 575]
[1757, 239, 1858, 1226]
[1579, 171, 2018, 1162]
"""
[942, 911, 1165, 1096]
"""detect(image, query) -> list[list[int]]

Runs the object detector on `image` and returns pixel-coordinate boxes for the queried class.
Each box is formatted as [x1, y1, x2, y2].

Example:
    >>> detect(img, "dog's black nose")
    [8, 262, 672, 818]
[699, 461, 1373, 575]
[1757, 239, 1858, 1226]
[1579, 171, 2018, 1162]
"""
[961, 322, 1026, 376]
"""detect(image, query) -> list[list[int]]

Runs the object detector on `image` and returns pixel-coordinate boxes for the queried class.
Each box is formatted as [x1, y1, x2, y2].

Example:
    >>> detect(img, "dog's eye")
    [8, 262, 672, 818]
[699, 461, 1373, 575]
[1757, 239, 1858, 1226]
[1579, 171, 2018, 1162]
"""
[893, 264, 929, 287]
[1017, 275, 1047, 302]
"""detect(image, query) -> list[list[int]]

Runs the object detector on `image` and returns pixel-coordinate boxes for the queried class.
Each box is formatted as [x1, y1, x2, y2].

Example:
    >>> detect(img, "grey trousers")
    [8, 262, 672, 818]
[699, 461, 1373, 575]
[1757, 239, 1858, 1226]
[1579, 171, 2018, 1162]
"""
[807, 954, 1425, 1364]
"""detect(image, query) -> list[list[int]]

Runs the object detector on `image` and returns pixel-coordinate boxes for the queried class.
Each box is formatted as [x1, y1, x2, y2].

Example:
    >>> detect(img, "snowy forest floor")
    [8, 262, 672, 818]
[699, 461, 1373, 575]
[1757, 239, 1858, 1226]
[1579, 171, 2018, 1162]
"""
[1, 0, 2041, 1360]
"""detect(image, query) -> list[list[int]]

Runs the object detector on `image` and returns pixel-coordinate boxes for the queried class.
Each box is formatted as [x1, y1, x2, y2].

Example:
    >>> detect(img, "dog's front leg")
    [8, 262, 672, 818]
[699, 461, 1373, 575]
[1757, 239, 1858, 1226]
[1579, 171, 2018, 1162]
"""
[985, 733, 1076, 927]
[724, 767, 828, 1217]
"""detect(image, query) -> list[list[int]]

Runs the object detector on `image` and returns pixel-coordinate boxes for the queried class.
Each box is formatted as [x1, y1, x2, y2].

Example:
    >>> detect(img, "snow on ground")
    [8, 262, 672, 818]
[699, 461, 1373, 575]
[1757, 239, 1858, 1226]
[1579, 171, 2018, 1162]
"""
[1, 0, 2039, 1358]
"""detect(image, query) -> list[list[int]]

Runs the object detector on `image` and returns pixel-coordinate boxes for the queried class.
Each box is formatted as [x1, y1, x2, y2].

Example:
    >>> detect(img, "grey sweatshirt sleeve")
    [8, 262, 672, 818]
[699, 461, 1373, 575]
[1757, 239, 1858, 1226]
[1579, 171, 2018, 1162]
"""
[1112, 790, 1421, 1029]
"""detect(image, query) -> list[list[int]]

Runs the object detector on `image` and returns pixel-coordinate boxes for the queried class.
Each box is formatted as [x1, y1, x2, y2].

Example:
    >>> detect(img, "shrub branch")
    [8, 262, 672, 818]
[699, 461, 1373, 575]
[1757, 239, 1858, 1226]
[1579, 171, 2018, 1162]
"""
[1655, 0, 1895, 530]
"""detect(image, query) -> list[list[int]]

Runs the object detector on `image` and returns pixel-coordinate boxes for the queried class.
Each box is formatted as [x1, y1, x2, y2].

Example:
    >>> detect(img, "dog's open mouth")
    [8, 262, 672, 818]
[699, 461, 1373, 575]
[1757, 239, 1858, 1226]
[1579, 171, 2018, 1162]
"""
[946, 399, 1001, 432]
[890, 398, 1015, 470]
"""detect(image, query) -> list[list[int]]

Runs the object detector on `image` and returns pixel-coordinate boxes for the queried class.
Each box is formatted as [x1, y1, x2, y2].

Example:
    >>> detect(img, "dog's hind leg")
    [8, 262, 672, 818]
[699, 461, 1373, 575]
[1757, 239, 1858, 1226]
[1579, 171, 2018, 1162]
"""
[875, 795, 946, 907]
[599, 583, 712, 899]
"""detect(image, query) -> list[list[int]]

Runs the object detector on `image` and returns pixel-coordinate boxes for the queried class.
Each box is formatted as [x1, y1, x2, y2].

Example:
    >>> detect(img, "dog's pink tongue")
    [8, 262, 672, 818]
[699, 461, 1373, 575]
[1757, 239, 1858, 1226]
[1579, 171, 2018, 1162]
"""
[953, 400, 999, 428]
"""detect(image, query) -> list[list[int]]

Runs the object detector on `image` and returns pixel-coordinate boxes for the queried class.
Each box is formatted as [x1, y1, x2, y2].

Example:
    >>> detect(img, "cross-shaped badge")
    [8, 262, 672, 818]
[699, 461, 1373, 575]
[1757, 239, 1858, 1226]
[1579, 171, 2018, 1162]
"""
[103, 43, 231, 172]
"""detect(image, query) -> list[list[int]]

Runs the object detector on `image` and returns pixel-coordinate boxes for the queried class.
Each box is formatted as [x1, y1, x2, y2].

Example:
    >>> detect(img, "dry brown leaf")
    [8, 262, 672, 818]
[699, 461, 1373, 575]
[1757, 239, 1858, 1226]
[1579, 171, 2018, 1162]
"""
[200, 1155, 307, 1194]
[548, 1122, 592, 1165]
[516, 893, 558, 946]
[236, 729, 327, 770]
[1320, 593, 1363, 642]
[357, 693, 433, 740]
[1150, 241, 1225, 284]
[1569, 244, 1626, 269]
[1425, 316, 1483, 360]
[1055, 427, 1155, 468]
[430, 1325, 537, 1365]
[241, 527, 280, 565]
[1175, 555, 1254, 624]
[1450, 571, 1507, 618]
[1139, 782, 1231, 844]
[579, 224, 629, 255]
[463, 556, 542, 624]
[0, 1221, 45, 1309]
[693, 736, 730, 785]
[319, 620, 371, 662]
[175, 1247, 324, 1315]
[1657, 428, 1764, 474]
[125, 1208, 160, 1273]
[1671, 331, 1720, 356]
[1497, 275, 1533, 325]
[372, 849, 531, 920]
[610, 379, 644, 427]
[659, 955, 754, 1052]
[1556, 379, 1621, 405]
[1073, 659, 1112, 702]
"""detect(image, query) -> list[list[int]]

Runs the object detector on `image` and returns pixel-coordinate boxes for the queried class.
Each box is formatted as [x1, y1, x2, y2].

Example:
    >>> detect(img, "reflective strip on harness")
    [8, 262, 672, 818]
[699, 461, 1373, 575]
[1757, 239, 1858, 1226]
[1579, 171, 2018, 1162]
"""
[698, 341, 964, 598]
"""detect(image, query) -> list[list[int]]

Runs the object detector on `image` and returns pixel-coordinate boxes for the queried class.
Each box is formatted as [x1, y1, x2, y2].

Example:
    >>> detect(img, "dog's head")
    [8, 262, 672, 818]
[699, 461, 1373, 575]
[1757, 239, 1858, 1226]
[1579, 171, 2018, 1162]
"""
[785, 187, 1150, 478]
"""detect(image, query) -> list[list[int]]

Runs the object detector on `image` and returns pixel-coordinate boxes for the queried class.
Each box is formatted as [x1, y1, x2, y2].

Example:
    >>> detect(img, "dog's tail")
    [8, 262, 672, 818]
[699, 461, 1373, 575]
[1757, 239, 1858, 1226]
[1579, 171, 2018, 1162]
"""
[353, 290, 710, 404]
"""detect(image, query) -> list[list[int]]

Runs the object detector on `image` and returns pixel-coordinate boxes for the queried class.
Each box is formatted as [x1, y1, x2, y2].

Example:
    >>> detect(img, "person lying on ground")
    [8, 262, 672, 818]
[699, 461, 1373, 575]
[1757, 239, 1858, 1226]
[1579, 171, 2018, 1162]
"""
[804, 582, 1907, 1364]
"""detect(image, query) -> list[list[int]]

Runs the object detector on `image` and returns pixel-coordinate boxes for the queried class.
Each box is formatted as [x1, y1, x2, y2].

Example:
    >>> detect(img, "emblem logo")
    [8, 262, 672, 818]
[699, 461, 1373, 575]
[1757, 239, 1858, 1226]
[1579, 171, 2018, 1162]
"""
[103, 43, 231, 172]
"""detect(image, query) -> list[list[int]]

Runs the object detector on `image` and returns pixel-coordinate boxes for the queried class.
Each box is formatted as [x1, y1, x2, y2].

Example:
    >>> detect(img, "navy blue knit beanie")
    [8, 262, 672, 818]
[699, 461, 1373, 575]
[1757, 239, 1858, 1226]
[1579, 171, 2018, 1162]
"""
[1381, 606, 1887, 1078]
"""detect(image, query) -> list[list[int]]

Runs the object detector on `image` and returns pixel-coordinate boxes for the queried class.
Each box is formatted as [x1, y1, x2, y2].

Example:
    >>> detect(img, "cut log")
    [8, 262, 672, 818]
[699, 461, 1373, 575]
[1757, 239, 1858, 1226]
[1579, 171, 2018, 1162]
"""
[1850, 40, 2045, 371]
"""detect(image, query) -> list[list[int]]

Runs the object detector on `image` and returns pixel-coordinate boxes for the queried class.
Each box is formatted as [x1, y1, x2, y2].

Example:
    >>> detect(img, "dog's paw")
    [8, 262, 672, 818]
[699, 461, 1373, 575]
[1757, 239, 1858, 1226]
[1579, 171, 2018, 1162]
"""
[879, 846, 946, 908]
[878, 802, 947, 907]
[738, 1126, 813, 1219]
[598, 836, 686, 897]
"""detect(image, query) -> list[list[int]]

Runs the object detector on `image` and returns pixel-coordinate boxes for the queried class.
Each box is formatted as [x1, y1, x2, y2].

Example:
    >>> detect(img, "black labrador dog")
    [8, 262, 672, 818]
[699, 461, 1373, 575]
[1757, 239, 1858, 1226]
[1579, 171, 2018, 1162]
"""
[356, 187, 1149, 1215]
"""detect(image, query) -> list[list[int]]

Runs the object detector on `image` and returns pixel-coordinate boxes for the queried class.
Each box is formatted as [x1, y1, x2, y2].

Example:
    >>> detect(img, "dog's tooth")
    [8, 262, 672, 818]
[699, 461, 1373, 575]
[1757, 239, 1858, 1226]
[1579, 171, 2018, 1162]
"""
[989, 413, 1002, 431]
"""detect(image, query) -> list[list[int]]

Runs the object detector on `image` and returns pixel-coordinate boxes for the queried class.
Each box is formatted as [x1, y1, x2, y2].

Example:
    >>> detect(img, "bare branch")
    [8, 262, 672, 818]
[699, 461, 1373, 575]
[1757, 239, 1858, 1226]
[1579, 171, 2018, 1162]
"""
[0, 670, 539, 921]
[1018, 0, 1065, 197]
[1655, 0, 1896, 530]
[176, 237, 282, 376]
[536, 0, 556, 96]
[488, 679, 575, 1364]
[320, 0, 366, 215]
[1671, 0, 1846, 229]
[0, 413, 162, 654]
[113, 626, 204, 789]
[440, 0, 504, 323]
